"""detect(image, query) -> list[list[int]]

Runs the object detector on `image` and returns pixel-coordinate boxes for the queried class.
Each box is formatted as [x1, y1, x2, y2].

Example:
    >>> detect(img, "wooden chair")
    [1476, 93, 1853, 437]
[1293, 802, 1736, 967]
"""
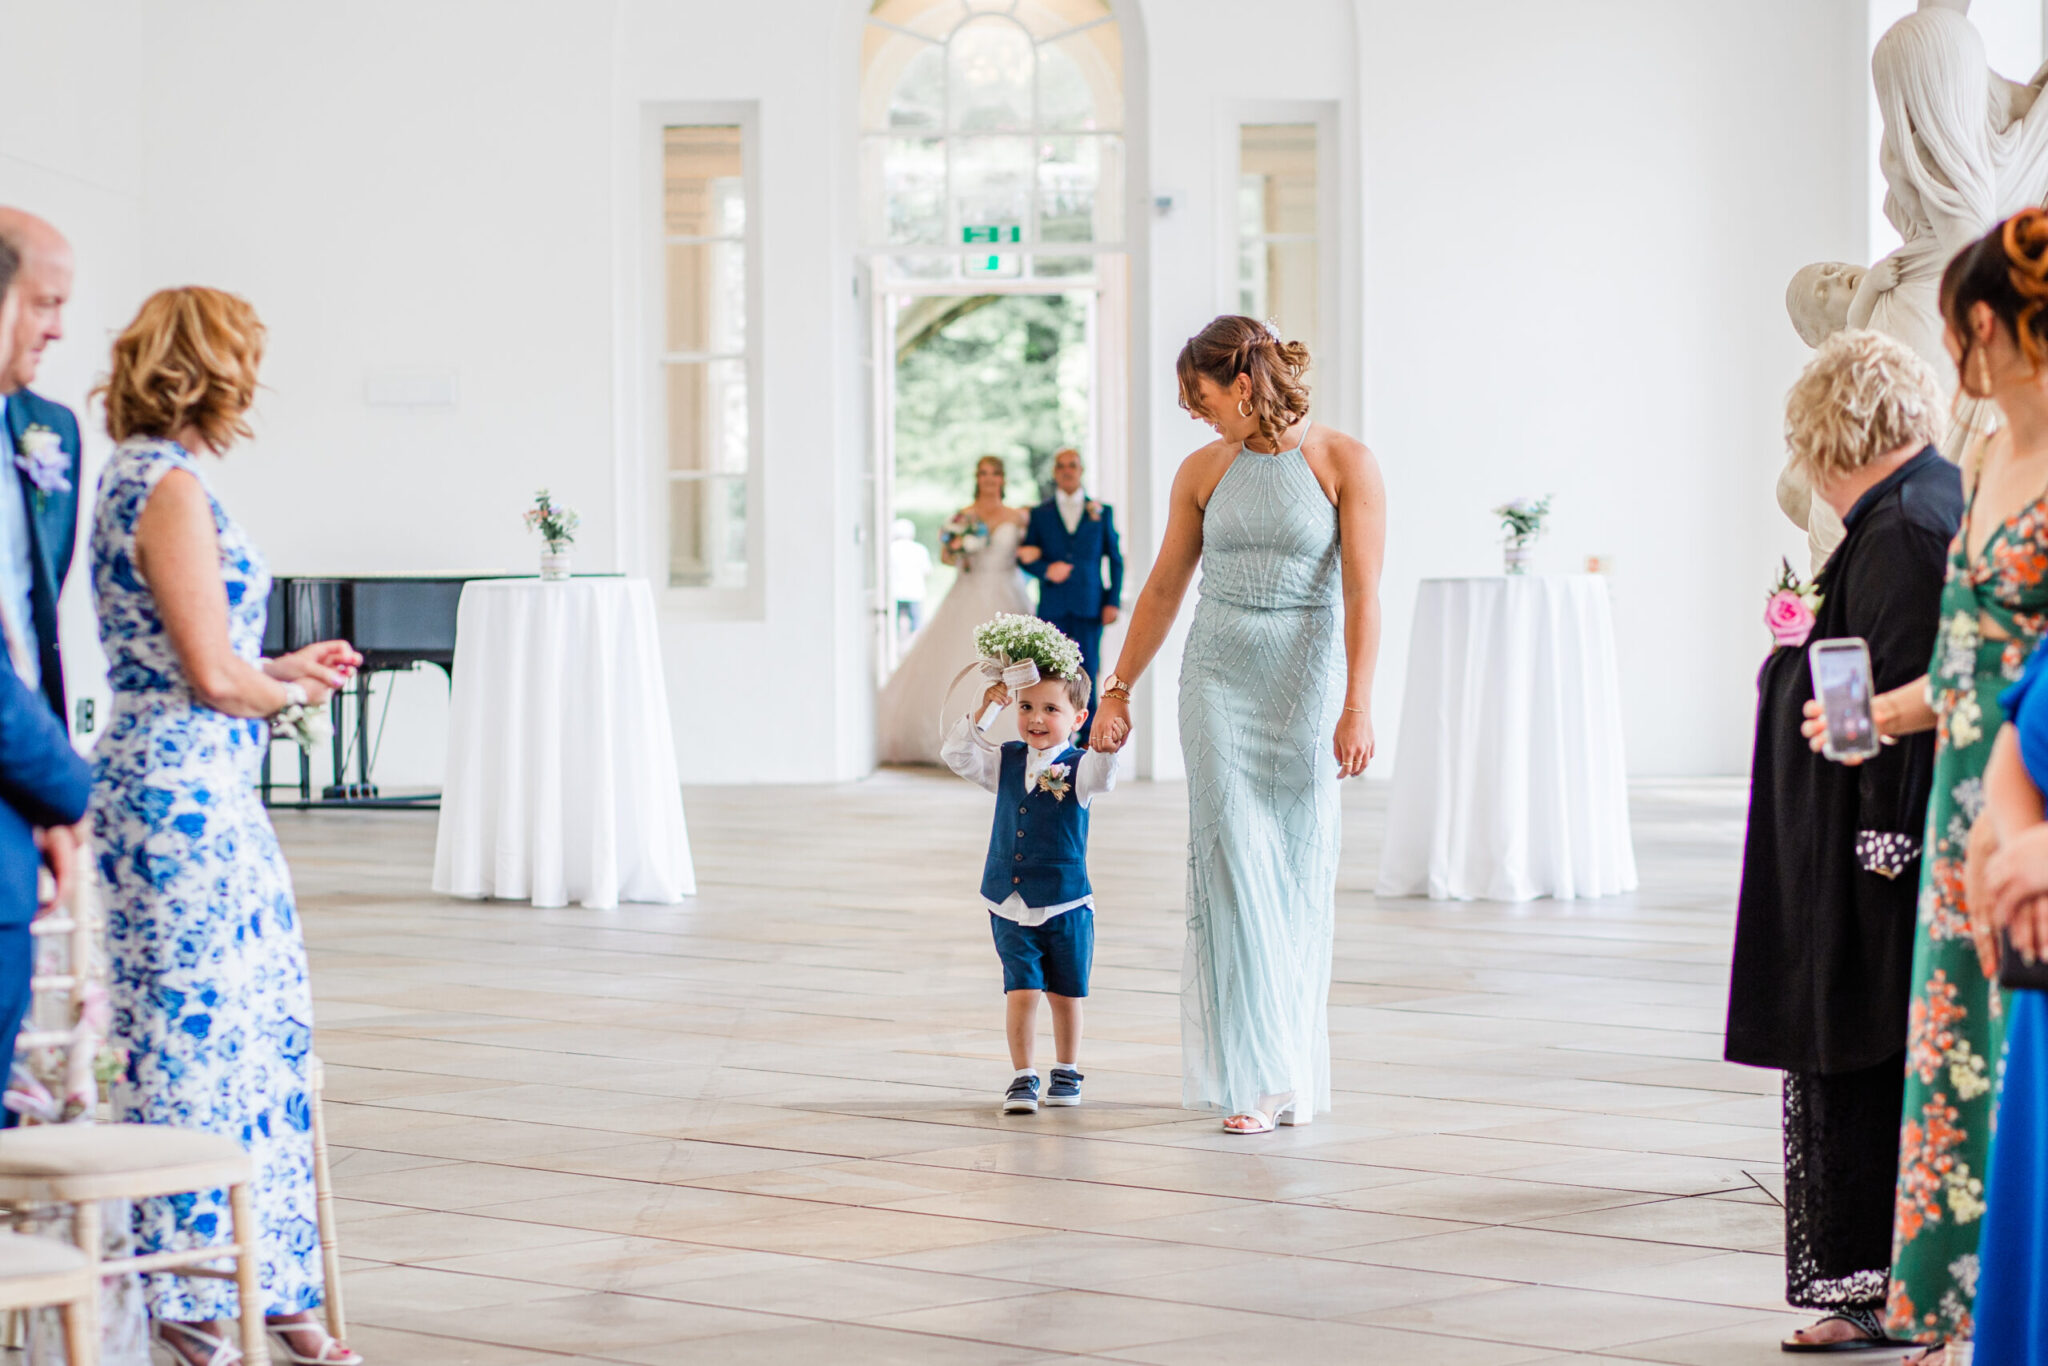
[0, 1125, 270, 1364]
[0, 1229, 96, 1364]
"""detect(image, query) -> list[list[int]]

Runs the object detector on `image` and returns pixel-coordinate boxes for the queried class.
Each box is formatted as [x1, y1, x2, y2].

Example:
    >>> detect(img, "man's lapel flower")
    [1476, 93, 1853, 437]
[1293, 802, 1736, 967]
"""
[1035, 762, 1072, 802]
[1084, 499, 1101, 522]
[13, 425, 71, 505]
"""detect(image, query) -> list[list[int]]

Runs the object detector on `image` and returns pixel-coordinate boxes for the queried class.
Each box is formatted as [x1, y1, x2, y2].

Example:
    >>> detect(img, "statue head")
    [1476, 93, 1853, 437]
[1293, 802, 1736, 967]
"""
[1787, 263, 1866, 347]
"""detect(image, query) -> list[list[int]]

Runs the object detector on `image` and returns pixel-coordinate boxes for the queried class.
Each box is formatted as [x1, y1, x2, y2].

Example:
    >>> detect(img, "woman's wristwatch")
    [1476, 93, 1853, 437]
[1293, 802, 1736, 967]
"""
[1101, 673, 1132, 703]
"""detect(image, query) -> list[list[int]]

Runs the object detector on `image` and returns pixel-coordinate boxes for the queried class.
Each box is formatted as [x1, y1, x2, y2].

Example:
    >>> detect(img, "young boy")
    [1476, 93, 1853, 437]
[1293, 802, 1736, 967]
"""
[941, 665, 1119, 1114]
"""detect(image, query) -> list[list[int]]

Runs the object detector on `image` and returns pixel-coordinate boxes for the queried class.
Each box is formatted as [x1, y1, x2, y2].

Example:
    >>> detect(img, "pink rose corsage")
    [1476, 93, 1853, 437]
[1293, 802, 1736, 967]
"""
[1765, 557, 1822, 650]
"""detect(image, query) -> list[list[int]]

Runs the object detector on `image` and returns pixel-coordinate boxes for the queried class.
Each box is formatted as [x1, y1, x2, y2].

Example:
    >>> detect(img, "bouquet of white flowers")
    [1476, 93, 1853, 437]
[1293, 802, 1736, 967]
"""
[975, 613, 1084, 683]
[942, 615, 1084, 734]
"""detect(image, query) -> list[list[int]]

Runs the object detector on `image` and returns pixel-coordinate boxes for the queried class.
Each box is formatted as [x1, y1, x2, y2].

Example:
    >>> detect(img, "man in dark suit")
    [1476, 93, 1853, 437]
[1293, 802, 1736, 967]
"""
[1020, 448, 1123, 744]
[0, 209, 83, 723]
[0, 224, 91, 1126]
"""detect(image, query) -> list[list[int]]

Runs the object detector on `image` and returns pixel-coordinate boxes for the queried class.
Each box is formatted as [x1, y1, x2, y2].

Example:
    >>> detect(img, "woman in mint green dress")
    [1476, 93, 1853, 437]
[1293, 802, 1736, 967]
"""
[1091, 316, 1386, 1134]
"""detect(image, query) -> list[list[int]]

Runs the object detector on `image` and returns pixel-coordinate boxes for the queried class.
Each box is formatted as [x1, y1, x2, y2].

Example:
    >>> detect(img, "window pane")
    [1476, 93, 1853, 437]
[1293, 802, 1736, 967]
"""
[888, 43, 946, 130]
[665, 241, 746, 355]
[1039, 29, 1121, 131]
[864, 136, 947, 246]
[1240, 124, 1317, 236]
[664, 127, 744, 236]
[666, 360, 749, 475]
[1039, 135, 1121, 244]
[953, 135, 1034, 242]
[669, 476, 748, 590]
[1030, 254, 1097, 280]
[1013, 0, 1113, 41]
[1239, 239, 1319, 360]
[950, 17, 1034, 133]
[889, 254, 958, 283]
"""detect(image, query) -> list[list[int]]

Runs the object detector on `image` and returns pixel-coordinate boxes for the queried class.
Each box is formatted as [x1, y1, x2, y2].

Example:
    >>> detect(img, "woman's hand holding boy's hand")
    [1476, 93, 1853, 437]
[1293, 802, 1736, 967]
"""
[1092, 695, 1131, 752]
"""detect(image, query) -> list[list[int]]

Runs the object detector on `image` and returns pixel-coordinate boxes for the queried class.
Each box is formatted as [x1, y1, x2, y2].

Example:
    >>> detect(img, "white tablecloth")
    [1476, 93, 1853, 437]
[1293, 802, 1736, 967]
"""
[1376, 575, 1636, 902]
[433, 578, 695, 908]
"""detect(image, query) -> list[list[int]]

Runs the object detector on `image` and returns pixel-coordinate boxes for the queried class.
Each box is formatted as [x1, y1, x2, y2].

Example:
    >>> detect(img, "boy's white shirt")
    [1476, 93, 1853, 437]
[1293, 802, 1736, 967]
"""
[940, 713, 1119, 927]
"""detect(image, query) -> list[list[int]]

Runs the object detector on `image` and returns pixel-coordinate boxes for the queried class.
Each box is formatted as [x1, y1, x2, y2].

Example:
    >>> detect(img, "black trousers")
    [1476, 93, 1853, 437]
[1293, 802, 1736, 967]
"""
[1783, 1053, 1906, 1310]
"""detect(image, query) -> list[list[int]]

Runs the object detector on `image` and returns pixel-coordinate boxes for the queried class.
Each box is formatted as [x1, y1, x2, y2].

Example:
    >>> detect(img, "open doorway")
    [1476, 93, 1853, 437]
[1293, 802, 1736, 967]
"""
[858, 0, 1132, 759]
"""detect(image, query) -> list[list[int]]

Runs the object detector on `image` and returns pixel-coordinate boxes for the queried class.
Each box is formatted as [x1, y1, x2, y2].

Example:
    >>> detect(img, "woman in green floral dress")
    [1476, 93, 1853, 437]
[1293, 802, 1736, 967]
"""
[1843, 213, 2048, 1361]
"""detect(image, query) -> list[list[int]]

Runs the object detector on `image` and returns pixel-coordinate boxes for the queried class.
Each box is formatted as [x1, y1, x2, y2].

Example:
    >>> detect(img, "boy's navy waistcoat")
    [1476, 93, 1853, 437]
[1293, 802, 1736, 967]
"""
[982, 742, 1091, 907]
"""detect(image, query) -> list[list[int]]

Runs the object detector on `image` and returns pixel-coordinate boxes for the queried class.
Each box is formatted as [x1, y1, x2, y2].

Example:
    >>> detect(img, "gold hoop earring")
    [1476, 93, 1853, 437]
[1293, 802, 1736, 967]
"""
[1236, 399, 1253, 419]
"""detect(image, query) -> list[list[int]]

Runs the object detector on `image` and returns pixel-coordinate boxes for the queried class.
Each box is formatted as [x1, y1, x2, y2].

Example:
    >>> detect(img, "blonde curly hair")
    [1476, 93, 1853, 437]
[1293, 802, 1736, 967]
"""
[94, 287, 266, 452]
[1784, 328, 1947, 488]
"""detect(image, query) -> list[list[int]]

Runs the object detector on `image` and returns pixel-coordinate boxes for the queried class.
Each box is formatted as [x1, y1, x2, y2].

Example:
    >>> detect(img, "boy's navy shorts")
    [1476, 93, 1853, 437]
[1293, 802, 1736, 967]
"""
[989, 906, 1093, 997]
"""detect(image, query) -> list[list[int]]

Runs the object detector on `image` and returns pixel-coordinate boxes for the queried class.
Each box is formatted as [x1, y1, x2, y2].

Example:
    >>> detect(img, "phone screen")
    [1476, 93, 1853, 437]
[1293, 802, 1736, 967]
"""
[1808, 638, 1881, 762]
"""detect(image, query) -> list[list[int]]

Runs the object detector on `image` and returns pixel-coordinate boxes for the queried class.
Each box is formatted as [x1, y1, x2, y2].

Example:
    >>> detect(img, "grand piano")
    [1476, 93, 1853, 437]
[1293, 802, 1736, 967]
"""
[261, 574, 509, 807]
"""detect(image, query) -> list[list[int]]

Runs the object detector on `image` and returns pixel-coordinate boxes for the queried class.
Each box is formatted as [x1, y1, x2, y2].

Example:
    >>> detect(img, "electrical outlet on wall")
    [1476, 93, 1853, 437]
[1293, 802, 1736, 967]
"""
[74, 698, 93, 734]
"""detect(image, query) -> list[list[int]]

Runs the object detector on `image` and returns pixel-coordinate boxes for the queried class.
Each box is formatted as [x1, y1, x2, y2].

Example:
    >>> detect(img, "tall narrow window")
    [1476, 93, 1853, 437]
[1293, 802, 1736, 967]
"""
[662, 125, 754, 590]
[1238, 124, 1319, 366]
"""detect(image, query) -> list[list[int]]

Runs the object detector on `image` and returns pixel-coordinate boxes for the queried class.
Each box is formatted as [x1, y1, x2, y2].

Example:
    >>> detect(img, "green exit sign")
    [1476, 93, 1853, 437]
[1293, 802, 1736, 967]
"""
[963, 224, 1021, 244]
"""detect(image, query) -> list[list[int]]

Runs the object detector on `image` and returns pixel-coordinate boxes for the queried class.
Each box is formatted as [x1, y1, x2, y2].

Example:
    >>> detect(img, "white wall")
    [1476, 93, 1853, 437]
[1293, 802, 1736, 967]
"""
[1354, 0, 1862, 777]
[0, 0, 1877, 784]
[0, 0, 145, 750]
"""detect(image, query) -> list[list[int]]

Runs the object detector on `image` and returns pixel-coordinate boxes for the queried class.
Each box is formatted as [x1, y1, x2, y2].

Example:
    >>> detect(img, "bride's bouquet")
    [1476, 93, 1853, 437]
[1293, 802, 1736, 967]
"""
[941, 513, 989, 569]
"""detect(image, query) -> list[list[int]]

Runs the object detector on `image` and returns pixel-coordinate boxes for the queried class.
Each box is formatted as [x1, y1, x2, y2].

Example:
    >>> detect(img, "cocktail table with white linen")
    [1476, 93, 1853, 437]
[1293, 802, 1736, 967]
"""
[433, 577, 695, 908]
[1376, 574, 1636, 902]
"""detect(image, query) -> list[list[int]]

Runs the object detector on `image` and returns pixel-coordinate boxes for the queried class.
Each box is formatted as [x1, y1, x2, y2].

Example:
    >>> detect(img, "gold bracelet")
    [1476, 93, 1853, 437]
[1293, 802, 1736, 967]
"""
[1343, 705, 1368, 714]
[1104, 688, 1132, 703]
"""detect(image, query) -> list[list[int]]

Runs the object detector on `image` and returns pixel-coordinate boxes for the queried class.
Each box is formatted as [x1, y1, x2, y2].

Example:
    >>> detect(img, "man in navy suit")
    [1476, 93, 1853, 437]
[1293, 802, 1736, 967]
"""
[1020, 448, 1123, 743]
[0, 224, 91, 1126]
[0, 209, 84, 723]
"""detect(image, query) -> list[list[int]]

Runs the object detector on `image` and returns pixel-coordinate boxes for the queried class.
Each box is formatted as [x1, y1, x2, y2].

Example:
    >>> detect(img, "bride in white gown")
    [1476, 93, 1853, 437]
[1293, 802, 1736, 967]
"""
[877, 456, 1037, 764]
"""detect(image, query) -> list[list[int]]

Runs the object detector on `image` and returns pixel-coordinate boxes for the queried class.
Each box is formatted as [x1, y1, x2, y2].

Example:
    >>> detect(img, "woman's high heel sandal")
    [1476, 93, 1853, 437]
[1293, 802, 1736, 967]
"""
[267, 1319, 364, 1365]
[1223, 1093, 1312, 1135]
[152, 1319, 243, 1366]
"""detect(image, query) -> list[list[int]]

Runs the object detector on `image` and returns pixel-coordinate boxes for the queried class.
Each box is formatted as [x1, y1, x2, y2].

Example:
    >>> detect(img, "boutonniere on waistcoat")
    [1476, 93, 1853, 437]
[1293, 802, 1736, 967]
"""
[14, 425, 71, 510]
[1084, 499, 1101, 522]
[1035, 762, 1073, 802]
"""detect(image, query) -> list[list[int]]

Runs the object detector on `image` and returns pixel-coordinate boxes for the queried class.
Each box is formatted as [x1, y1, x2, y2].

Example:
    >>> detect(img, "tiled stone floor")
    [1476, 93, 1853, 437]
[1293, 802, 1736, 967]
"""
[284, 771, 1807, 1364]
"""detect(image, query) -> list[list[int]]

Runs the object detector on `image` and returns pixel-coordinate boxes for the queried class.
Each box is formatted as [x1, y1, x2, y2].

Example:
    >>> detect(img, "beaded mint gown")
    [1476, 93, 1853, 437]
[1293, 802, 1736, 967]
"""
[1179, 425, 1343, 1117]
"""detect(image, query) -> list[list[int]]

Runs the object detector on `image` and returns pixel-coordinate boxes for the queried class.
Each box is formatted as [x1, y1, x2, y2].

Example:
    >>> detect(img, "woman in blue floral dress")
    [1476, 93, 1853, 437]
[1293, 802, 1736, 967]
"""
[88, 288, 363, 1366]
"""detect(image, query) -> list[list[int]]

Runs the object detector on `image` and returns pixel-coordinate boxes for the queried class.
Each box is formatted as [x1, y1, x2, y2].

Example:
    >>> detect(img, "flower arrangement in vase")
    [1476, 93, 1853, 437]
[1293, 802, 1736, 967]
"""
[1493, 496, 1551, 574]
[1764, 557, 1822, 650]
[524, 489, 580, 581]
[941, 513, 989, 570]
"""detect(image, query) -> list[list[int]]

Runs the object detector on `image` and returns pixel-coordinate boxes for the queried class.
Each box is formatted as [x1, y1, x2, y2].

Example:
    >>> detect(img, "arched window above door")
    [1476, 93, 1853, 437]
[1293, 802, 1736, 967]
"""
[862, 0, 1124, 283]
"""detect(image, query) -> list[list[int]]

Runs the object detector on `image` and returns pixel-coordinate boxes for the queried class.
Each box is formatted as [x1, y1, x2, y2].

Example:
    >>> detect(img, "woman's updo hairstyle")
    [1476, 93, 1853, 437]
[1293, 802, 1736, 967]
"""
[1175, 315, 1311, 451]
[1942, 207, 2048, 393]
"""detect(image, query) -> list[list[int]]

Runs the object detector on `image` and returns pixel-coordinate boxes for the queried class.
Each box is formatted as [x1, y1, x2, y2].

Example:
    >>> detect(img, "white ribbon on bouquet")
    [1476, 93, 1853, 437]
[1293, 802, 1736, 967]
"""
[940, 655, 1042, 739]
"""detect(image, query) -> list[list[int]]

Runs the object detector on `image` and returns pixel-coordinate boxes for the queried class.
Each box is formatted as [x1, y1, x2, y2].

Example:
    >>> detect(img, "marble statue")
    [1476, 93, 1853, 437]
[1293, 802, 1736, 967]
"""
[1781, 0, 2048, 571]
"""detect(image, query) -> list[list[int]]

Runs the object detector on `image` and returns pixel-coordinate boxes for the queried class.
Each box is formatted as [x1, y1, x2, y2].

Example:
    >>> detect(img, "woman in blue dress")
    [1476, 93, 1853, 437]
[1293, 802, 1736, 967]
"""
[88, 287, 364, 1366]
[1967, 638, 2048, 1359]
[1092, 315, 1386, 1134]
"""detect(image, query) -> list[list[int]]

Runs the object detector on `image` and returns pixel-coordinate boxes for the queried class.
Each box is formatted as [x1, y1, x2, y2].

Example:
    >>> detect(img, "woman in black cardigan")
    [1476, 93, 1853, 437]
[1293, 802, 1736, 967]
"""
[1726, 328, 1960, 1352]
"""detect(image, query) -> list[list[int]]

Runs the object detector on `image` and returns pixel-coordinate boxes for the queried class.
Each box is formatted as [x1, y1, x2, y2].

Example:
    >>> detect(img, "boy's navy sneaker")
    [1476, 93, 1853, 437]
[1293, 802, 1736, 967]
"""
[1045, 1067, 1083, 1107]
[1003, 1074, 1041, 1114]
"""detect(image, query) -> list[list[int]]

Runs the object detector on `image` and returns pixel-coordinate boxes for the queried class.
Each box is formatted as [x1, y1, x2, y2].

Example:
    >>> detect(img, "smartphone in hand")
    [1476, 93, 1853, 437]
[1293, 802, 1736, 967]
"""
[1808, 637, 1882, 763]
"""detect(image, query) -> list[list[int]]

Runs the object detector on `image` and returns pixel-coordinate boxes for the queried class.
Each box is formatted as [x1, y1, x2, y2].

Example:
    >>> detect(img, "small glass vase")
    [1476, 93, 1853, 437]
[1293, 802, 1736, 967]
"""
[1503, 541, 1533, 575]
[540, 546, 572, 582]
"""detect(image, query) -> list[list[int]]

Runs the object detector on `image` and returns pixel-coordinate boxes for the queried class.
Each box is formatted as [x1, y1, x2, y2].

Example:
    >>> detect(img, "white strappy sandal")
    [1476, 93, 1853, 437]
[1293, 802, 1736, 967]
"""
[267, 1319, 364, 1365]
[1223, 1093, 1312, 1135]
[152, 1319, 242, 1366]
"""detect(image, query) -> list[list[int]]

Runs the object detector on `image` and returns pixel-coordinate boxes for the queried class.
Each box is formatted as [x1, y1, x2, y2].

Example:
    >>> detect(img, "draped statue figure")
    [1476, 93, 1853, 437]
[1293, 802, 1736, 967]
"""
[1781, 1, 2048, 570]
